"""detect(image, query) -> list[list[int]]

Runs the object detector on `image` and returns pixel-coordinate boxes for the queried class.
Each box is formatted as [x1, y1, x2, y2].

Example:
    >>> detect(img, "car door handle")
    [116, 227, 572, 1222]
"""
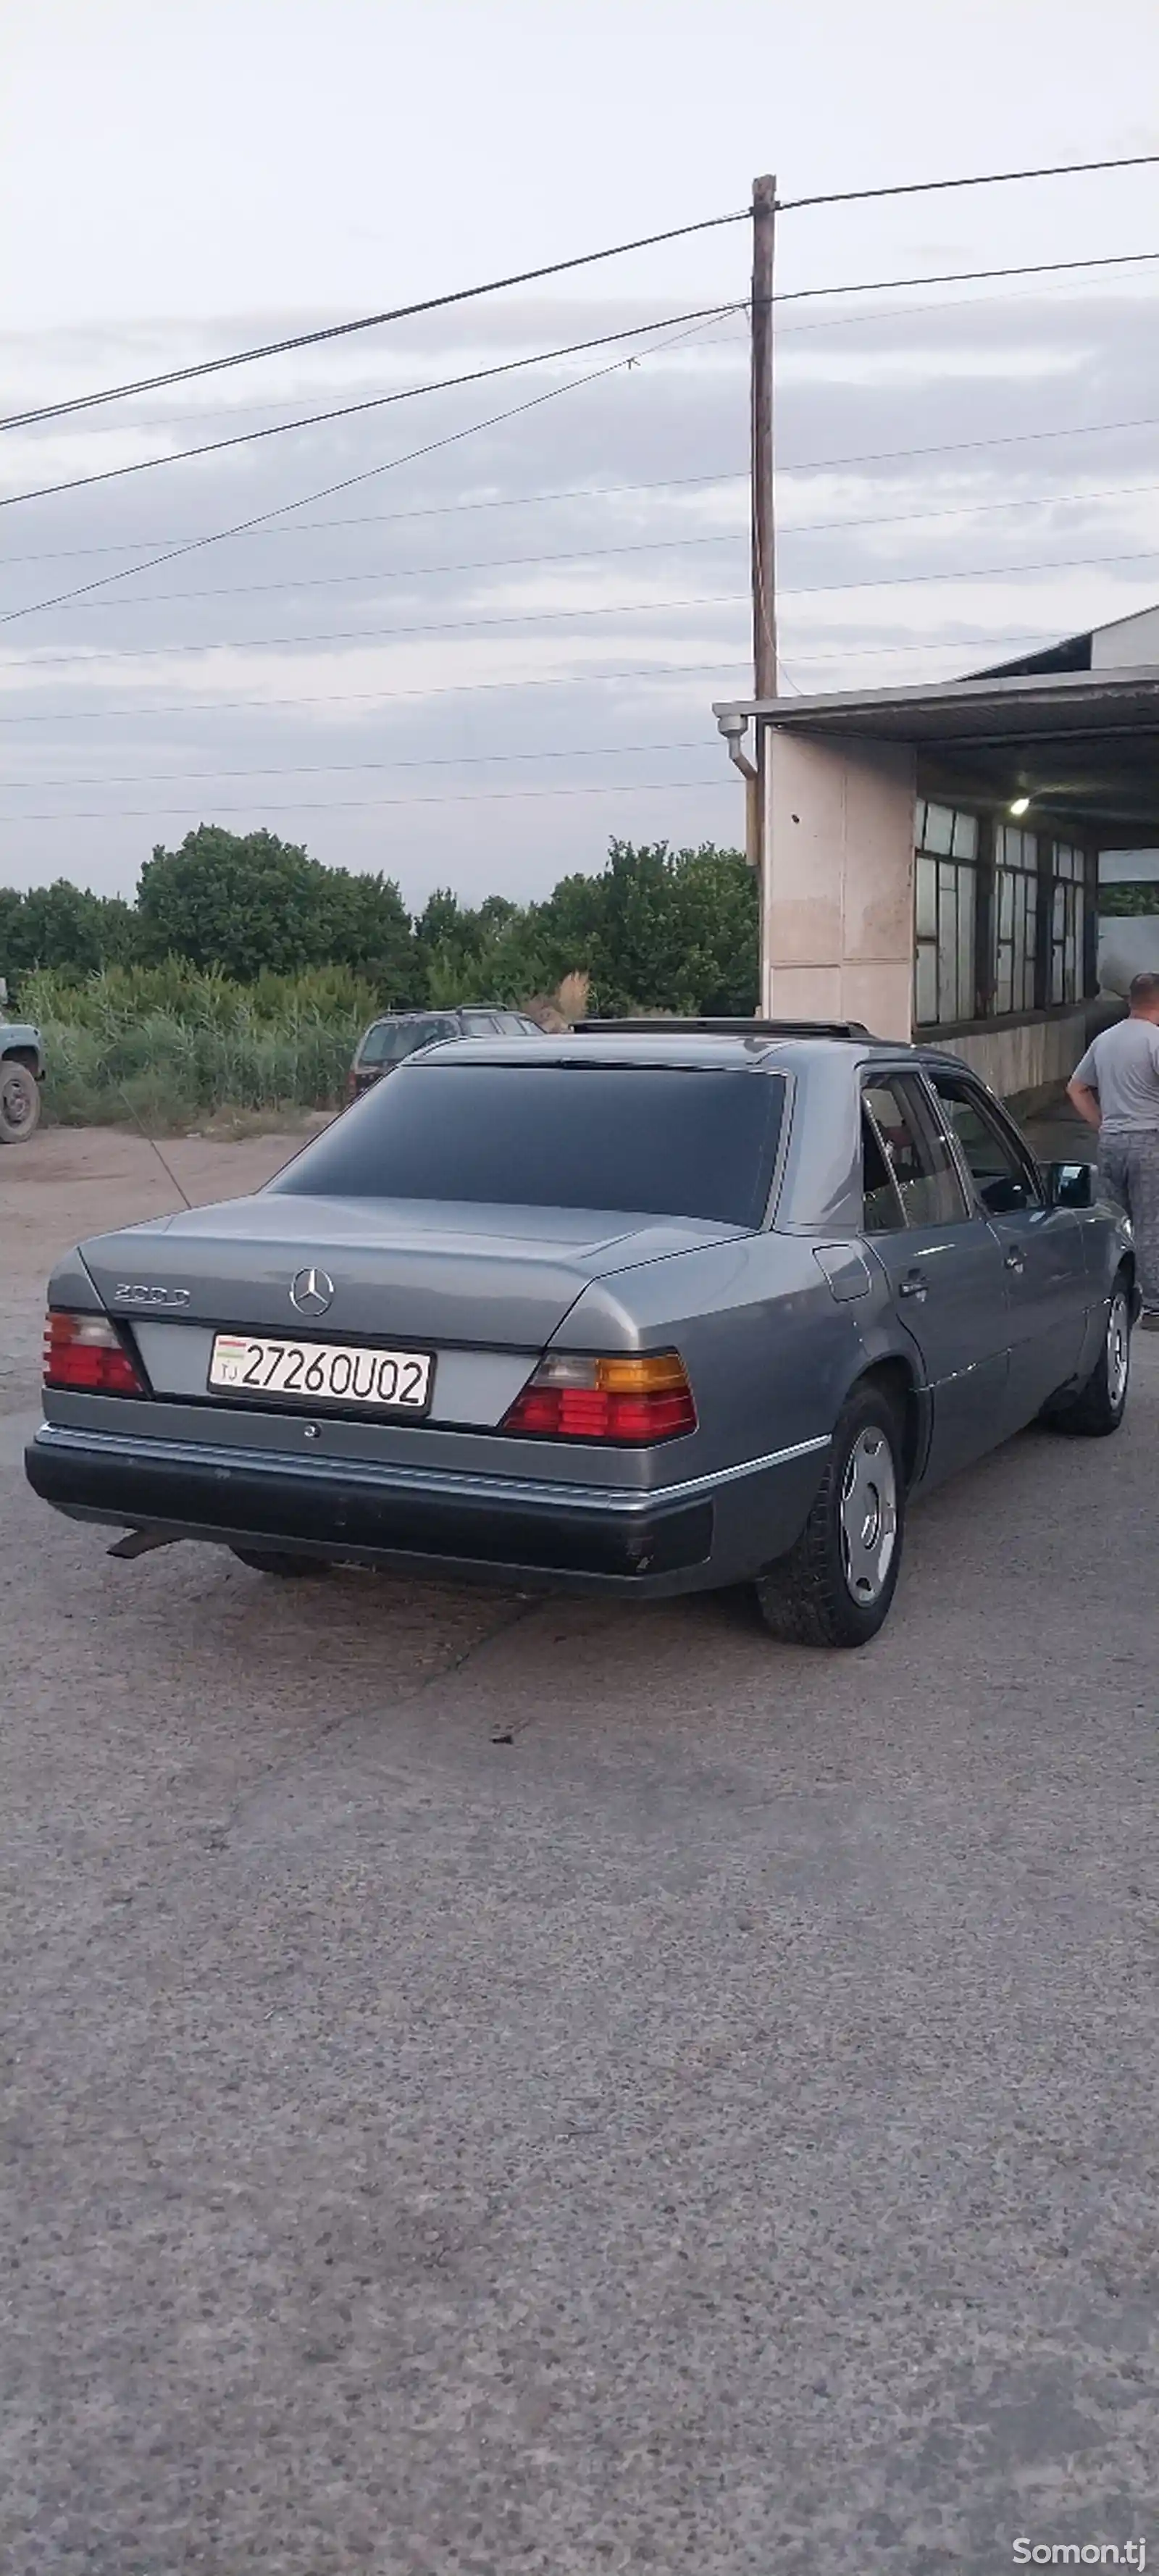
[1004, 1248, 1026, 1274]
[898, 1271, 928, 1302]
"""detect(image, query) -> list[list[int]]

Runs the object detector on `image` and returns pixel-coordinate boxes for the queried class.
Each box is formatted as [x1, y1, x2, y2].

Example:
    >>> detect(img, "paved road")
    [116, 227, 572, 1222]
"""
[2, 1132, 1155, 2574]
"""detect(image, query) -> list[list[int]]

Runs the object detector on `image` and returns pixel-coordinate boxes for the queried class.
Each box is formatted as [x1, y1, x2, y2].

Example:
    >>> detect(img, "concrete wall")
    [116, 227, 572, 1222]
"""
[937, 1007, 1091, 1108]
[762, 729, 916, 1035]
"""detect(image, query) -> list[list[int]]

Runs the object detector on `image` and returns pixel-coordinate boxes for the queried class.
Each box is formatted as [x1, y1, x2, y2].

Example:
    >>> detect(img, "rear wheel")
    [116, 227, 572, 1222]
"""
[230, 1546, 330, 1577]
[0, 1061, 41, 1143]
[1044, 1272, 1131, 1438]
[754, 1384, 905, 1649]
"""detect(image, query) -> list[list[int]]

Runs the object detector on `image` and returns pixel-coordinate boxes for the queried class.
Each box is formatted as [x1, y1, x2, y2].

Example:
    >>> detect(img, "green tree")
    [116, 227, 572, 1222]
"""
[0, 879, 140, 979]
[136, 825, 419, 992]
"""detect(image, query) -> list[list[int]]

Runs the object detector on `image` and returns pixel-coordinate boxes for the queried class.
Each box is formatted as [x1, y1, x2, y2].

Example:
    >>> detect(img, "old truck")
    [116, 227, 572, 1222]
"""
[0, 982, 43, 1142]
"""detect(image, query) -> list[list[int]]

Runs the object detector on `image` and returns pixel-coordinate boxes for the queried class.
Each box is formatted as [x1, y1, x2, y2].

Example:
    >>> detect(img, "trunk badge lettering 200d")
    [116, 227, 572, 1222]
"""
[289, 1267, 335, 1317]
[114, 1284, 191, 1308]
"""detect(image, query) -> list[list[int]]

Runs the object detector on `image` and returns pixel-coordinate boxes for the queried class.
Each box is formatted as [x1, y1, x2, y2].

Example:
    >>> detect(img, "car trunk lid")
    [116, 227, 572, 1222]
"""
[78, 1193, 745, 1350]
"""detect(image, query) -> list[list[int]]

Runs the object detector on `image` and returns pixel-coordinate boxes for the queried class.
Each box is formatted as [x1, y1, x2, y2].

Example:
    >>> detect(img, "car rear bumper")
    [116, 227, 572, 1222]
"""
[26, 1417, 832, 1595]
[25, 1421, 724, 1594]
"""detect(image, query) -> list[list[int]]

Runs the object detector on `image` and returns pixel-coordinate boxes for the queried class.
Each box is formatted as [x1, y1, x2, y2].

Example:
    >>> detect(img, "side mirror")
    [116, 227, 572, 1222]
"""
[1045, 1159, 1095, 1209]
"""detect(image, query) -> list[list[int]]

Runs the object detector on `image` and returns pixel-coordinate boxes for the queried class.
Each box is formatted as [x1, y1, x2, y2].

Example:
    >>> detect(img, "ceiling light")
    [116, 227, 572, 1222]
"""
[1009, 795, 1032, 818]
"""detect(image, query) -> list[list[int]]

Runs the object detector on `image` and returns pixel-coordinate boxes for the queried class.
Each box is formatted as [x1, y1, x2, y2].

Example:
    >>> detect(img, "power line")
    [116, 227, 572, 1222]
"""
[0, 209, 750, 435]
[8, 538, 1158, 677]
[779, 151, 1159, 212]
[0, 303, 740, 519]
[0, 305, 731, 637]
[7, 149, 1155, 437]
[20, 235, 1144, 453]
[4, 246, 1157, 527]
[16, 235, 1156, 462]
[16, 528, 745, 616]
[0, 737, 716, 792]
[1, 773, 736, 825]
[0, 469, 750, 566]
[0, 657, 757, 724]
[17, 474, 1159, 621]
[7, 450, 1158, 580]
[0, 629, 1079, 735]
[0, 590, 752, 670]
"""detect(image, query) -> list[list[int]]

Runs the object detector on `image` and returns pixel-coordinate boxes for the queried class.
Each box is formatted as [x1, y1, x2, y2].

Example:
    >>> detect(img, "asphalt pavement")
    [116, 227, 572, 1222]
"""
[2, 1130, 1156, 2575]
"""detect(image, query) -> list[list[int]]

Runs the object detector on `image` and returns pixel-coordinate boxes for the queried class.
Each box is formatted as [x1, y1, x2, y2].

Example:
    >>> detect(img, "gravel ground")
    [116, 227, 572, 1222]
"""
[2, 1129, 1155, 2575]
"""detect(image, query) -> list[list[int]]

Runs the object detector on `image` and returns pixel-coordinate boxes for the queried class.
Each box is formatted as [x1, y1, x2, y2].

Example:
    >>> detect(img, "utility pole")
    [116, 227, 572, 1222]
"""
[749, 173, 777, 1009]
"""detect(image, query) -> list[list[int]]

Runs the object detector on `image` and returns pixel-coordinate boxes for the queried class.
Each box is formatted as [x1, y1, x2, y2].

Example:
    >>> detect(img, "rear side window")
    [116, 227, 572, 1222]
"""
[862, 1076, 966, 1230]
[273, 1063, 786, 1225]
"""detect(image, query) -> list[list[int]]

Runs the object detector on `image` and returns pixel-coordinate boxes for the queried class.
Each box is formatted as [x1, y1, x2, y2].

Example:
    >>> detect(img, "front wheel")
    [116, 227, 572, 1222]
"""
[0, 1061, 41, 1144]
[754, 1385, 905, 1649]
[1044, 1273, 1131, 1438]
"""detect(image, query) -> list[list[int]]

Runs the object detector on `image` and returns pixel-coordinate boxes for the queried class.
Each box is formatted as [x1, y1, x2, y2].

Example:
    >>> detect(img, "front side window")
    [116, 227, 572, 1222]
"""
[861, 1076, 966, 1231]
[929, 1074, 1042, 1215]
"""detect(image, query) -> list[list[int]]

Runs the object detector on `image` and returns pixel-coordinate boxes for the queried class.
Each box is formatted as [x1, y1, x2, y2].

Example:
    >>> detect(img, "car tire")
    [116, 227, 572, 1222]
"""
[1043, 1271, 1131, 1439]
[0, 1061, 41, 1144]
[754, 1384, 905, 1649]
[230, 1546, 330, 1577]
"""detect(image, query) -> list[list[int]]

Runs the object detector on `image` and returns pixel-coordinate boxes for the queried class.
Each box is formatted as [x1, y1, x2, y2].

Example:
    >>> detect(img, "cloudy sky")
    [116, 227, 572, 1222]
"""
[1, 0, 1158, 912]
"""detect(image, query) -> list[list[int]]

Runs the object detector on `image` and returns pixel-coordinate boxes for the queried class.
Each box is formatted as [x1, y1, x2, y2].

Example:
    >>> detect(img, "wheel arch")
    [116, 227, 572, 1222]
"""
[848, 1350, 926, 1489]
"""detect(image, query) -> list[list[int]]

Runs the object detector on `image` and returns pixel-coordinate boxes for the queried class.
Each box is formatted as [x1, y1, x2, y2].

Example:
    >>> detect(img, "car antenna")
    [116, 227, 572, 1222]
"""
[115, 1086, 194, 1210]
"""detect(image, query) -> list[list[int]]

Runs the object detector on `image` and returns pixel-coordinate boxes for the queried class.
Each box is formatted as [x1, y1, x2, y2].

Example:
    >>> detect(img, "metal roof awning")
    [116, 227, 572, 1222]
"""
[713, 667, 1159, 842]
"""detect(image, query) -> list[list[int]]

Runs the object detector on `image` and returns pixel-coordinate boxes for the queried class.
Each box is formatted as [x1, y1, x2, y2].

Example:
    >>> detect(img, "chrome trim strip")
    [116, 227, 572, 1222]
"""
[31, 1423, 831, 1515]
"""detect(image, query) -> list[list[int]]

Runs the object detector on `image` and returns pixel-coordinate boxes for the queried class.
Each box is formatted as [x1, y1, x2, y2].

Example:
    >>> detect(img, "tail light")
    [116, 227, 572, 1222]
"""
[503, 1350, 696, 1444]
[43, 1310, 146, 1397]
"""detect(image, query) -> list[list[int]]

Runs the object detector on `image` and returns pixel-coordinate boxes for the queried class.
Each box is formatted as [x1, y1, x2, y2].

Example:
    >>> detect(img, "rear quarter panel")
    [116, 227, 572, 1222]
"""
[556, 1233, 874, 1480]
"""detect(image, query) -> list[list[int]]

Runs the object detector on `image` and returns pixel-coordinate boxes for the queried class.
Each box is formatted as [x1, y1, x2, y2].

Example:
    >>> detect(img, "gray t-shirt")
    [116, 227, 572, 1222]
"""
[1072, 1017, 1159, 1132]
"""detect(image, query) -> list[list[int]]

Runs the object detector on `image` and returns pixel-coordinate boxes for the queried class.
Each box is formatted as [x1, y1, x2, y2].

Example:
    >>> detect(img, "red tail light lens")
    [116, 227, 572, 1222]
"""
[503, 1351, 696, 1444]
[43, 1310, 146, 1396]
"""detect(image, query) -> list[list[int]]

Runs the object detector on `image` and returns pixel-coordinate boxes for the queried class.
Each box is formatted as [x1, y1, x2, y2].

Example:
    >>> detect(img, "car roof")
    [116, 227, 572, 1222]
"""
[396, 1029, 933, 1074]
[361, 1005, 529, 1029]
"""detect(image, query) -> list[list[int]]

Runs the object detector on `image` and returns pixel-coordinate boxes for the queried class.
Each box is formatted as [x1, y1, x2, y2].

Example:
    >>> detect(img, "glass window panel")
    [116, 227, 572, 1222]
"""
[915, 941, 937, 1024]
[916, 854, 937, 937]
[952, 811, 979, 859]
[956, 869, 976, 1019]
[998, 872, 1013, 935]
[924, 801, 955, 856]
[863, 1080, 964, 1227]
[914, 800, 927, 849]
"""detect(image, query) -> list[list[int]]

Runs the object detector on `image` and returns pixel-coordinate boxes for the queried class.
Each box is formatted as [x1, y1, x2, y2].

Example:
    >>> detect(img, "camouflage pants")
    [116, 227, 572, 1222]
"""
[1098, 1129, 1159, 1312]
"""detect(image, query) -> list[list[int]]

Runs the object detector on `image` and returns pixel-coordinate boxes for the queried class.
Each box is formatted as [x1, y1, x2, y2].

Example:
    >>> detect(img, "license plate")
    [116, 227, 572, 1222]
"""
[208, 1331, 432, 1413]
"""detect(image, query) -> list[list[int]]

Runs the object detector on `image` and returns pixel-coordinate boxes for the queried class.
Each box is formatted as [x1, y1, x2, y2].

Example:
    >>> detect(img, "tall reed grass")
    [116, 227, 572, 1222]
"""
[23, 963, 378, 1129]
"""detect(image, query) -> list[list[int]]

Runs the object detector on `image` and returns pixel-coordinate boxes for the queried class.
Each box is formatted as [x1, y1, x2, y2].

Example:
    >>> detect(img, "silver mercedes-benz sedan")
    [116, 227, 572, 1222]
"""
[25, 1027, 1134, 1647]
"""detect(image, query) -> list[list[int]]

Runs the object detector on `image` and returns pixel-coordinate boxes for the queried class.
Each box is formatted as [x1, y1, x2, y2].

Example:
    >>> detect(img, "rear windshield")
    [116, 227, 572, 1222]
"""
[273, 1063, 784, 1226]
[356, 1016, 455, 1066]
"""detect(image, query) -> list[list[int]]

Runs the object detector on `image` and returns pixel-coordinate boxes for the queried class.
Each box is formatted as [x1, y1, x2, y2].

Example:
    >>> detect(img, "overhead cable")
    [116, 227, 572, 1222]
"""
[4, 246, 1158, 529]
[6, 149, 1156, 432]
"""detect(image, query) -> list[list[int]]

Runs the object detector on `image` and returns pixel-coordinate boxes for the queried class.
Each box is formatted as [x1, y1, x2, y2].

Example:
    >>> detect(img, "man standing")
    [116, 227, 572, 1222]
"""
[1068, 971, 1159, 1329]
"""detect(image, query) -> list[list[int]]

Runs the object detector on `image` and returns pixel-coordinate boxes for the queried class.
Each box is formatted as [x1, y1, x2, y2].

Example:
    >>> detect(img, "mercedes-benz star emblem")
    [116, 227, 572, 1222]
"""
[289, 1266, 335, 1318]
